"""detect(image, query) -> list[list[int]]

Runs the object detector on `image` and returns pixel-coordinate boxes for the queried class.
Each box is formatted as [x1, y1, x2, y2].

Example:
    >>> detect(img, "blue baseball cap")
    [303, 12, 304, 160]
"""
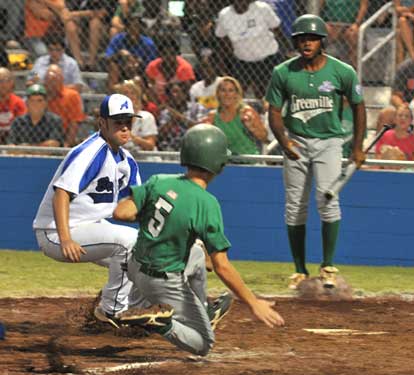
[100, 94, 141, 119]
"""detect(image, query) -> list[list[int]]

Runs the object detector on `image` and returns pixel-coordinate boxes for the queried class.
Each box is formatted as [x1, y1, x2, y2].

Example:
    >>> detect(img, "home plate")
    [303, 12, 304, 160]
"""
[303, 328, 388, 336]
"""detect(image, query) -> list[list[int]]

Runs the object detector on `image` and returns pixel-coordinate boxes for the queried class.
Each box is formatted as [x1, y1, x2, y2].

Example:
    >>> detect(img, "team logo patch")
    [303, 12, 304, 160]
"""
[167, 190, 178, 200]
[247, 19, 256, 28]
[96, 177, 113, 192]
[355, 84, 363, 96]
[318, 81, 335, 93]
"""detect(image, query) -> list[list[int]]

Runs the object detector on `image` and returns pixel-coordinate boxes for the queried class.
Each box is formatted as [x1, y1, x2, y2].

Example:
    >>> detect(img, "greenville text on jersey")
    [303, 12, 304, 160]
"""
[290, 94, 334, 123]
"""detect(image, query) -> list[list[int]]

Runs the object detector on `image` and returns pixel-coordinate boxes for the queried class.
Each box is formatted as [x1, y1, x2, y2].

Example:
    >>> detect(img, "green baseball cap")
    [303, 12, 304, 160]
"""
[26, 84, 47, 97]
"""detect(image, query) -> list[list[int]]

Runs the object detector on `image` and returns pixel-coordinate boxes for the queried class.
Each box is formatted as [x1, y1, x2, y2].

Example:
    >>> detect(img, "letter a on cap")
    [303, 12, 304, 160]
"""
[120, 100, 129, 110]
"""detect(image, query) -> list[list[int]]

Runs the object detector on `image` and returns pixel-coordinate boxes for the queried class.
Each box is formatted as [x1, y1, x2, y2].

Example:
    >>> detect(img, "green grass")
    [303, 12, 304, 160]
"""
[1, 250, 413, 298]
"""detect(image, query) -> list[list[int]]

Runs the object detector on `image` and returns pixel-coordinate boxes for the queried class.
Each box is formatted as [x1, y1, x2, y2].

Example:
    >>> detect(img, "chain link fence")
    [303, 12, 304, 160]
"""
[1, 1, 412, 168]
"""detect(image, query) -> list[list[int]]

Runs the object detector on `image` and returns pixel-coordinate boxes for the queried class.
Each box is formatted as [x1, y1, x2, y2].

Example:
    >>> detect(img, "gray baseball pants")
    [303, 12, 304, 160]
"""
[127, 243, 214, 356]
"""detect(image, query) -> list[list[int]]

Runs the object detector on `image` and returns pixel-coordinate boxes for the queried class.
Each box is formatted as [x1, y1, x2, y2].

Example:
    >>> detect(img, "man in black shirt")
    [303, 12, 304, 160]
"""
[7, 84, 64, 147]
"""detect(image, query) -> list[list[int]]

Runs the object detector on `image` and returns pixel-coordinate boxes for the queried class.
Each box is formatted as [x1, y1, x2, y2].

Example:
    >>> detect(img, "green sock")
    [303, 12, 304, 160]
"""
[287, 224, 308, 275]
[321, 220, 340, 267]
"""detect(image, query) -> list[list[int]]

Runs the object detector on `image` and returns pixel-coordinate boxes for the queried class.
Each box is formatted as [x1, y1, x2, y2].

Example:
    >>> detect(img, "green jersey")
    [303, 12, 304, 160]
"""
[265, 55, 364, 139]
[130, 174, 231, 273]
[214, 111, 260, 155]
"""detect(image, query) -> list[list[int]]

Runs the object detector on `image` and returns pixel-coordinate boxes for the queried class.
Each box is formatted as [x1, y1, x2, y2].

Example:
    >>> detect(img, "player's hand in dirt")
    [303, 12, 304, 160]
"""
[282, 139, 300, 160]
[250, 299, 285, 328]
[61, 239, 87, 262]
[350, 148, 366, 168]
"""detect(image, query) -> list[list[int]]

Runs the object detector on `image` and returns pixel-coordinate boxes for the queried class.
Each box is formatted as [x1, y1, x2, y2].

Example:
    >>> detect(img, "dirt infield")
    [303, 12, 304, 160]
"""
[1, 295, 414, 375]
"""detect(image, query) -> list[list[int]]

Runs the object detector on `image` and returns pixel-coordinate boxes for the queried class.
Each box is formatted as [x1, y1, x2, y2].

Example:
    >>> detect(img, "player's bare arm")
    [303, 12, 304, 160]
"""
[211, 251, 285, 328]
[351, 101, 367, 168]
[268, 106, 300, 160]
[113, 197, 138, 222]
[52, 188, 86, 262]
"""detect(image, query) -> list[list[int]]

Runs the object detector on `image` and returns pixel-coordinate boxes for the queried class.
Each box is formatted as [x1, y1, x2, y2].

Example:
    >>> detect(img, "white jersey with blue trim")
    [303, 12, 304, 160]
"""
[33, 132, 142, 230]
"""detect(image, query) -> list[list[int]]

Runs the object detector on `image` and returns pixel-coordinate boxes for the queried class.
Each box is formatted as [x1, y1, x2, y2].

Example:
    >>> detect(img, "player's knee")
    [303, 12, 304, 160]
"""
[113, 226, 138, 250]
[285, 206, 308, 225]
[194, 340, 214, 357]
[317, 204, 341, 222]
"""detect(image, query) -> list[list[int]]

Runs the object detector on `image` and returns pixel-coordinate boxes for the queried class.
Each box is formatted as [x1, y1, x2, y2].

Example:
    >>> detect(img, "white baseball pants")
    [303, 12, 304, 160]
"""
[35, 219, 138, 315]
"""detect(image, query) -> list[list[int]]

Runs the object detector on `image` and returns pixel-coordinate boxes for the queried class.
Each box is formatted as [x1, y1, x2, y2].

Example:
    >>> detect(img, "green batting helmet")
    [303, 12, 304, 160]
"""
[291, 14, 328, 38]
[180, 124, 231, 175]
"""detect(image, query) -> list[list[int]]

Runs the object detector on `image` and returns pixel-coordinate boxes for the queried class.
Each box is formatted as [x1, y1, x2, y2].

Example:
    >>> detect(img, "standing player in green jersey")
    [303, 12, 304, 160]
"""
[265, 14, 367, 290]
[113, 124, 284, 356]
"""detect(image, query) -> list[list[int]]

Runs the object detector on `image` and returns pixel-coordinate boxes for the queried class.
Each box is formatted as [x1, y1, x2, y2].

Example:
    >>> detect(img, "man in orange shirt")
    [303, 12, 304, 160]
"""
[44, 64, 85, 146]
[145, 36, 195, 104]
[0, 68, 27, 144]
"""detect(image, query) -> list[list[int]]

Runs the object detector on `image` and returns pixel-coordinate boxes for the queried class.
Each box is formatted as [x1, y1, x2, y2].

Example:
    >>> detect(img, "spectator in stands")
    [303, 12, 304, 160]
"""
[262, 0, 296, 54]
[145, 36, 195, 104]
[63, 0, 118, 71]
[28, 30, 84, 93]
[141, 0, 182, 46]
[394, 0, 414, 63]
[114, 79, 158, 158]
[157, 81, 208, 151]
[107, 49, 140, 91]
[131, 76, 160, 119]
[0, 0, 25, 48]
[0, 68, 27, 144]
[376, 104, 414, 162]
[182, 0, 223, 69]
[24, 0, 82, 63]
[376, 58, 414, 133]
[215, 0, 288, 99]
[24, 0, 64, 57]
[44, 64, 85, 146]
[106, 13, 157, 88]
[75, 106, 99, 143]
[110, 0, 144, 38]
[7, 84, 64, 147]
[189, 55, 222, 111]
[202, 76, 267, 156]
[320, 0, 369, 67]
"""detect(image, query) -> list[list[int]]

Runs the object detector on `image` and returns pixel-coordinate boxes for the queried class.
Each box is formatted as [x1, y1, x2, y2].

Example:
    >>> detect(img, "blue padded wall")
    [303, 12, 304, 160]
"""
[1, 157, 413, 266]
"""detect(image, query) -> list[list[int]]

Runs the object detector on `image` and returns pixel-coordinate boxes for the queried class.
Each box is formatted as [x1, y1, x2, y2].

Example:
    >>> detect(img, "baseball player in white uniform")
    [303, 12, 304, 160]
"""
[33, 94, 142, 325]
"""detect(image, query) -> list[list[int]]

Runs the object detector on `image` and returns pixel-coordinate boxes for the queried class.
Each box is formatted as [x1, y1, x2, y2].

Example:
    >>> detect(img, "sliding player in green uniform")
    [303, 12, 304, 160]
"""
[265, 14, 367, 289]
[113, 124, 284, 356]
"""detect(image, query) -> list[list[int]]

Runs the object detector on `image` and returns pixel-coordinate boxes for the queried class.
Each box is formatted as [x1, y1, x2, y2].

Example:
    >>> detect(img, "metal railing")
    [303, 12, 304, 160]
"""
[357, 2, 397, 85]
[1, 145, 414, 170]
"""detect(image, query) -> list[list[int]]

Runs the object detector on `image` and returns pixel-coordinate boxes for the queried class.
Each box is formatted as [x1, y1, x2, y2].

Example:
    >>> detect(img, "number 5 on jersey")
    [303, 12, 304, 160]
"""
[148, 197, 173, 237]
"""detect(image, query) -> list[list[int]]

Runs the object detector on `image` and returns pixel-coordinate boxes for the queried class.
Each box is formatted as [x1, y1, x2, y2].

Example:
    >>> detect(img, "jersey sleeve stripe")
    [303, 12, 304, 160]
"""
[61, 132, 100, 174]
[126, 156, 140, 186]
[118, 157, 141, 200]
[78, 145, 108, 193]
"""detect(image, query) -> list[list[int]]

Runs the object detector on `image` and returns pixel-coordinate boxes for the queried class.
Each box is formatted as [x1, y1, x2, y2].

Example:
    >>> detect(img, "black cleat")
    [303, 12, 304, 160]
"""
[207, 293, 233, 330]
